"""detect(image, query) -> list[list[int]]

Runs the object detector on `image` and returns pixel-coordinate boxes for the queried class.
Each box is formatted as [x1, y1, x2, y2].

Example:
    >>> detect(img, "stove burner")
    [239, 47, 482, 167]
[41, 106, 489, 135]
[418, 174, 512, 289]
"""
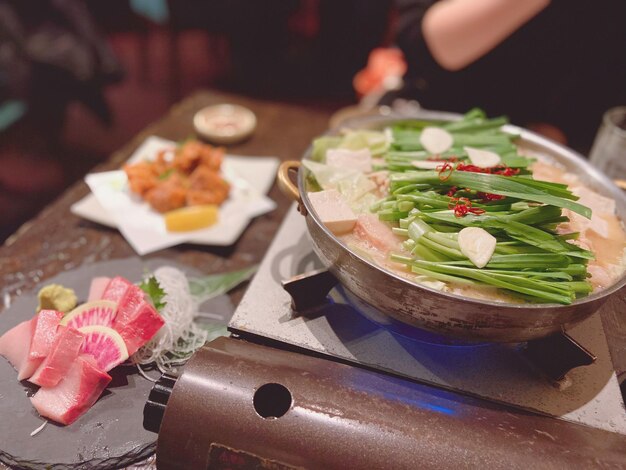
[336, 283, 485, 347]
[281, 269, 596, 382]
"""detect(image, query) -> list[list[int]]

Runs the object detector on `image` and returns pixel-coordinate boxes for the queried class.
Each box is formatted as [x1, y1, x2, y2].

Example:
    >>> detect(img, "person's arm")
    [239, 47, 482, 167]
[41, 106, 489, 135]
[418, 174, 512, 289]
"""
[422, 0, 550, 71]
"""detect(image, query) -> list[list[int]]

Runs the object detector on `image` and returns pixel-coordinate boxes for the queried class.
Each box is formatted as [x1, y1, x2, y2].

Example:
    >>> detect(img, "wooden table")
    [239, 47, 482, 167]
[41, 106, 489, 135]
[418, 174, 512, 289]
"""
[0, 90, 334, 306]
[1, 90, 625, 468]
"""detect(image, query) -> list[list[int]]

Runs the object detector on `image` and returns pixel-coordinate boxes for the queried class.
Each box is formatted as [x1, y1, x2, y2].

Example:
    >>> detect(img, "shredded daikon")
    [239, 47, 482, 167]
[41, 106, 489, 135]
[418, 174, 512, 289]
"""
[30, 420, 47, 437]
[132, 267, 208, 371]
[136, 363, 159, 382]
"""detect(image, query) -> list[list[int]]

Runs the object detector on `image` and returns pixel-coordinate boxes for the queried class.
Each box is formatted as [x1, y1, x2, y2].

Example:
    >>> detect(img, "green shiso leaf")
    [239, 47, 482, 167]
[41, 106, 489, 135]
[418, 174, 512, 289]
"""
[188, 265, 258, 303]
[140, 276, 167, 312]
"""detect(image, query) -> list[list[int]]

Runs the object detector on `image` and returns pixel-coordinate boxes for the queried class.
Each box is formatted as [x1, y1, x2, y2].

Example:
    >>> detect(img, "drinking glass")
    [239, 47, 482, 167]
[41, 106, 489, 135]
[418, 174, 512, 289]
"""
[589, 106, 626, 187]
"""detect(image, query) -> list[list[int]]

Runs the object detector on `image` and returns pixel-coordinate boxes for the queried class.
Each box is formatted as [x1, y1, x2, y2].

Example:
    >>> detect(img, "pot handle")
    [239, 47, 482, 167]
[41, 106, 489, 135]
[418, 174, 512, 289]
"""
[277, 161, 307, 215]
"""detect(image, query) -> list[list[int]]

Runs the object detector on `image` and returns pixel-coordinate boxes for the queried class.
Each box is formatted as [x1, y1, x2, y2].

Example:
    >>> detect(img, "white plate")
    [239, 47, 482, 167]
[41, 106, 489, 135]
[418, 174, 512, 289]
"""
[72, 136, 279, 255]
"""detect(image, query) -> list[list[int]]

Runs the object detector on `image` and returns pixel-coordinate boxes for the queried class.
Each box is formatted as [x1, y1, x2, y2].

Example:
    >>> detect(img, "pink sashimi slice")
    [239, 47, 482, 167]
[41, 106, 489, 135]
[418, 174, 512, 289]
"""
[101, 276, 133, 303]
[29, 309, 64, 360]
[0, 319, 43, 380]
[354, 214, 403, 254]
[87, 276, 111, 302]
[30, 355, 111, 425]
[117, 301, 164, 356]
[112, 284, 146, 328]
[29, 326, 84, 387]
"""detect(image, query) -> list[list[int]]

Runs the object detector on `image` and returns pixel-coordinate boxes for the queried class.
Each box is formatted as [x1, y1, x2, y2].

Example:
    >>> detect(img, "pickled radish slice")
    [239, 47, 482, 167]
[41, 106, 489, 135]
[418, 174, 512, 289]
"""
[60, 300, 117, 329]
[78, 325, 129, 371]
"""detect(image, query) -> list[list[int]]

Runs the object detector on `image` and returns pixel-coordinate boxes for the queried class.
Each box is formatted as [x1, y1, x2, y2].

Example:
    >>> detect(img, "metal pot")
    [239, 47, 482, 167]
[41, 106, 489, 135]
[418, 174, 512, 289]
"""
[278, 111, 626, 343]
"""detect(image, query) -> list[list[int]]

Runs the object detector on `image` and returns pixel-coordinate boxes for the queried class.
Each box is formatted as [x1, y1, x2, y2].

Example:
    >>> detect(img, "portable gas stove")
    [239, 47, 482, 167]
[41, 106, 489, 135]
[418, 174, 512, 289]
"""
[144, 205, 626, 469]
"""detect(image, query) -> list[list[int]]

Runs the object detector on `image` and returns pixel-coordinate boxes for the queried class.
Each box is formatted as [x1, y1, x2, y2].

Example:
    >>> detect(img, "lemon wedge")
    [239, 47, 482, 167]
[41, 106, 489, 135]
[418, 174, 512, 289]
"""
[164, 205, 219, 232]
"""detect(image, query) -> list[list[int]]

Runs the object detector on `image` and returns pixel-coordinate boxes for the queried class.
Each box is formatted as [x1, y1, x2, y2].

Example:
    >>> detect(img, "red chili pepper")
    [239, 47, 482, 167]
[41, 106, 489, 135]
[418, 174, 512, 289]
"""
[446, 186, 458, 197]
[448, 196, 486, 217]
[468, 207, 486, 215]
[455, 162, 520, 177]
[436, 162, 454, 181]
[451, 197, 470, 217]
[451, 162, 519, 201]
[477, 191, 506, 201]
[492, 165, 520, 176]
[456, 163, 489, 174]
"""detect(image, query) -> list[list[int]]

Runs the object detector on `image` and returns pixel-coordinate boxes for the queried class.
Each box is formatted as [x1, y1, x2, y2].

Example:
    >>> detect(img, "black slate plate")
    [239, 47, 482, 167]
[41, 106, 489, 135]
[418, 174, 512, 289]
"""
[0, 258, 232, 470]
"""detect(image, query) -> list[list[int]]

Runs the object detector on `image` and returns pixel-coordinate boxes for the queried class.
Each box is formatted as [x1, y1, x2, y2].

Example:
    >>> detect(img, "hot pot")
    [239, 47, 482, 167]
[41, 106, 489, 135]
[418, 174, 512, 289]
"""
[278, 110, 626, 343]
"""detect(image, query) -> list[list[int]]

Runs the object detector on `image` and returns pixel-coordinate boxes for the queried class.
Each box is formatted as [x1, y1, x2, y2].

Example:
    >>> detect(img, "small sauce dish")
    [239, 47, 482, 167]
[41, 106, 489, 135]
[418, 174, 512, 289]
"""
[193, 104, 257, 144]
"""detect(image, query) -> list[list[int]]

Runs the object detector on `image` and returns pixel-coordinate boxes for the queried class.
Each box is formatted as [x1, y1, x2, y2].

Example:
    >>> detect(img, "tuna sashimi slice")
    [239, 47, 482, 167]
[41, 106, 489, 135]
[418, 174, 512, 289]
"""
[0, 319, 42, 380]
[88, 276, 111, 302]
[30, 355, 111, 425]
[101, 276, 133, 303]
[117, 301, 164, 356]
[112, 284, 146, 328]
[29, 326, 84, 387]
[29, 310, 64, 360]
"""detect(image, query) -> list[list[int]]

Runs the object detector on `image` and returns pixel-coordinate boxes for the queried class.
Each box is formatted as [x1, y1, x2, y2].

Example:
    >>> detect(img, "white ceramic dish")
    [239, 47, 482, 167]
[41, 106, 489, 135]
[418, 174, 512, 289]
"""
[72, 136, 279, 254]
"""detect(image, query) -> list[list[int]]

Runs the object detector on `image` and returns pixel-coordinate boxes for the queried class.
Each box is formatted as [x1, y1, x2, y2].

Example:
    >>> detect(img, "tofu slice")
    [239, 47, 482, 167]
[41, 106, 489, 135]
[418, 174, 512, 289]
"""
[326, 148, 372, 173]
[308, 189, 357, 235]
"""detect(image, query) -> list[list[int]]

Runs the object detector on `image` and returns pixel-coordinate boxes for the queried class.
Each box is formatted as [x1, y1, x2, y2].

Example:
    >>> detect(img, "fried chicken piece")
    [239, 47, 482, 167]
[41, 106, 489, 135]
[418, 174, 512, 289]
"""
[173, 141, 204, 173]
[199, 146, 224, 172]
[125, 140, 228, 211]
[152, 150, 173, 176]
[124, 162, 158, 196]
[186, 166, 230, 206]
[144, 174, 188, 213]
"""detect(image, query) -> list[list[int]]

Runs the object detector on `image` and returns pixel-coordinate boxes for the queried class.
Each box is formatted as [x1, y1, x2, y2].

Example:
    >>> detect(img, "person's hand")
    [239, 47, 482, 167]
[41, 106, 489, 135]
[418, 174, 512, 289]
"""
[353, 48, 407, 99]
